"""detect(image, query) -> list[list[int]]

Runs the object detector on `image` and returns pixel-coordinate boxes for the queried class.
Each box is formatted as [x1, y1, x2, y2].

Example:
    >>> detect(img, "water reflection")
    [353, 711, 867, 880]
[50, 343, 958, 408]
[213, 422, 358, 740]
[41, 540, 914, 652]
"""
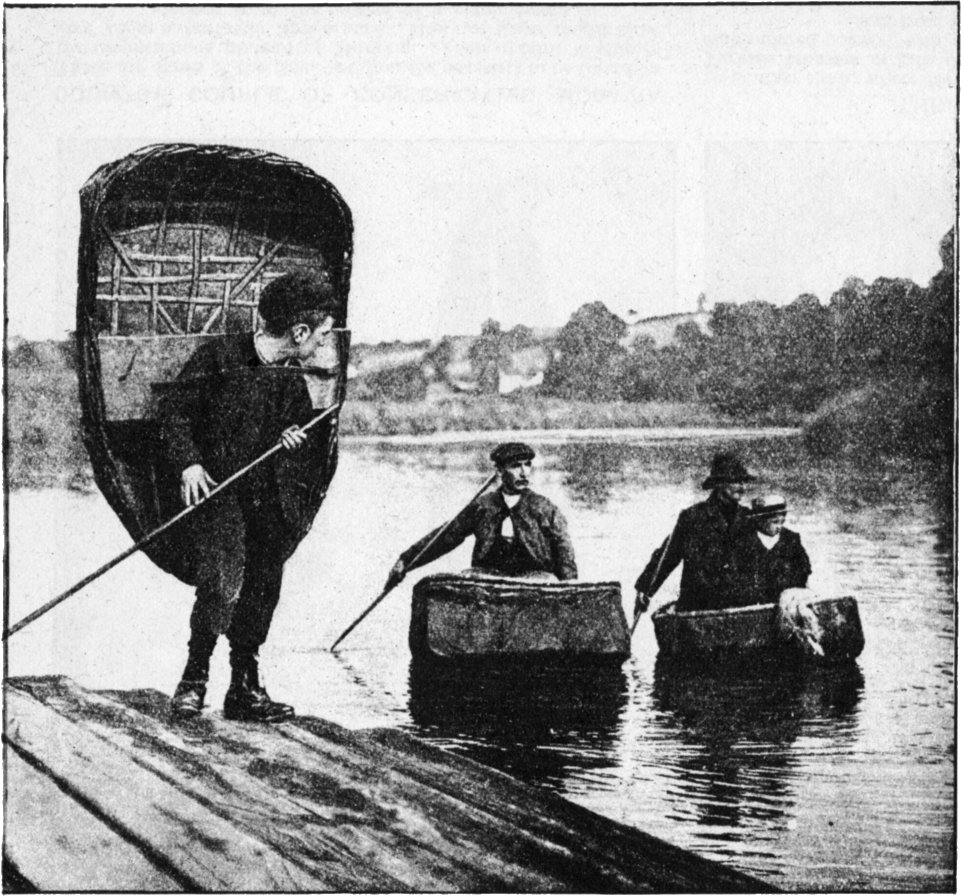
[351, 440, 494, 474]
[406, 660, 628, 789]
[652, 657, 864, 831]
[926, 466, 955, 583]
[746, 439, 953, 531]
[558, 442, 631, 507]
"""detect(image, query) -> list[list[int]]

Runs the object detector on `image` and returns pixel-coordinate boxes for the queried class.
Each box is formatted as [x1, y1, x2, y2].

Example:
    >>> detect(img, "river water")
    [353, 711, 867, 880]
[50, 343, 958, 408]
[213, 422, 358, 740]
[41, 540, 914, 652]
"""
[6, 430, 955, 890]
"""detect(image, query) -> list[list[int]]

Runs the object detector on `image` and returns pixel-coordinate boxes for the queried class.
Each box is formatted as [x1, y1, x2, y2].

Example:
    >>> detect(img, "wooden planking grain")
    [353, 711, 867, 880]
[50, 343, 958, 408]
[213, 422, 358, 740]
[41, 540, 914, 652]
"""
[4, 748, 182, 892]
[6, 677, 770, 893]
[114, 682, 767, 893]
[119, 684, 630, 891]
[4, 685, 321, 892]
[108, 685, 561, 891]
[9, 678, 396, 892]
[20, 678, 549, 891]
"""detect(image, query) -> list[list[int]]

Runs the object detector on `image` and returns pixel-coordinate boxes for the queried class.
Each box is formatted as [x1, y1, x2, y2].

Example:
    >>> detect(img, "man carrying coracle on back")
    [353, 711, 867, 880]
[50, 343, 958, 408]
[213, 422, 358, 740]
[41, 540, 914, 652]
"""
[383, 442, 578, 589]
[632, 451, 756, 617]
[160, 272, 342, 722]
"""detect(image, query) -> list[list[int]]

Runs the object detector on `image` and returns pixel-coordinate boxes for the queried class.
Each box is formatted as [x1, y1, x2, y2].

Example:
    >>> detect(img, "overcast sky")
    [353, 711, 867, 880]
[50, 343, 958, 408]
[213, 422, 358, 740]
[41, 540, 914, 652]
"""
[5, 5, 956, 344]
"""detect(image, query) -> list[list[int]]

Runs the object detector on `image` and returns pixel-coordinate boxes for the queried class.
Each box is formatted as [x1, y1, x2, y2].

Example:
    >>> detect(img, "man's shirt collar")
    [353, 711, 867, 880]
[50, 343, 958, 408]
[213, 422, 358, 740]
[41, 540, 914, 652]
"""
[501, 491, 522, 509]
[757, 530, 781, 549]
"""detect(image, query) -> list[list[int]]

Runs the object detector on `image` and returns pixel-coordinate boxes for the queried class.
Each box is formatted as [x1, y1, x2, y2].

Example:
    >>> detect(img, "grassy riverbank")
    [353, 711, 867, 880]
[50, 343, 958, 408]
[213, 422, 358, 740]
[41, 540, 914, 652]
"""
[7, 357, 778, 490]
[7, 359, 91, 491]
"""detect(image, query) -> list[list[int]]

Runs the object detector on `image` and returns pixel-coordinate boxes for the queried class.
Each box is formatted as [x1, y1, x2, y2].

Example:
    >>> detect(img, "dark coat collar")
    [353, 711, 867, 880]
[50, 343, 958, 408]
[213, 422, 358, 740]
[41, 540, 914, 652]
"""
[704, 490, 745, 528]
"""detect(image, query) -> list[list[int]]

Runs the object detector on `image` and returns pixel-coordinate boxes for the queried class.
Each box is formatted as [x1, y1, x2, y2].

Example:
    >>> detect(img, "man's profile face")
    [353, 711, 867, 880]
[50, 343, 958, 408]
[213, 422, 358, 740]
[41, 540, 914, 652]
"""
[294, 315, 337, 365]
[499, 459, 532, 494]
[716, 482, 746, 505]
[757, 512, 786, 537]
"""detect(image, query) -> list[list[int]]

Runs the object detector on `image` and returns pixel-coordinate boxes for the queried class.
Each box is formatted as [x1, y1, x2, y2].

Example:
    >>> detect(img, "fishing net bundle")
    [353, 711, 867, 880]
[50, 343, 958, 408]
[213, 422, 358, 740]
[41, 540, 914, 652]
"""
[776, 587, 826, 658]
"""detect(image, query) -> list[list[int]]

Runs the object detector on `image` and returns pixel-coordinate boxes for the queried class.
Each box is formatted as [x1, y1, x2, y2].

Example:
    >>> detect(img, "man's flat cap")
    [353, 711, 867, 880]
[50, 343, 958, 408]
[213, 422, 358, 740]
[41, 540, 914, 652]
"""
[490, 442, 535, 466]
[258, 271, 339, 329]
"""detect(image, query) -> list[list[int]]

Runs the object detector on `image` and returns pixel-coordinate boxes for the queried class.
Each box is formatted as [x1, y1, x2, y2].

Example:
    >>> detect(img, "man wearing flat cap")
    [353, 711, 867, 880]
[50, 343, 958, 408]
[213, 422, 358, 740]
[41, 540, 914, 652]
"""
[728, 494, 811, 607]
[384, 441, 578, 588]
[633, 451, 755, 615]
[160, 271, 343, 723]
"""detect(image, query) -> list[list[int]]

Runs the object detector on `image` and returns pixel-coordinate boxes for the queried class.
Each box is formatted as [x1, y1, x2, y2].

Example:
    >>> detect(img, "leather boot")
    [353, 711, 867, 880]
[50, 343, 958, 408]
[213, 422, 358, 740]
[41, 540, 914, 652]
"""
[223, 650, 294, 723]
[171, 679, 207, 719]
[170, 633, 216, 719]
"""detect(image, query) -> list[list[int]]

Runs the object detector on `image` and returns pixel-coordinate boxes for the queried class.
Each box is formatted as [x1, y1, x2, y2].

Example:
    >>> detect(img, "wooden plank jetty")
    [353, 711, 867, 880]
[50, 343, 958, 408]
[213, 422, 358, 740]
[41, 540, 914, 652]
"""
[3, 676, 772, 892]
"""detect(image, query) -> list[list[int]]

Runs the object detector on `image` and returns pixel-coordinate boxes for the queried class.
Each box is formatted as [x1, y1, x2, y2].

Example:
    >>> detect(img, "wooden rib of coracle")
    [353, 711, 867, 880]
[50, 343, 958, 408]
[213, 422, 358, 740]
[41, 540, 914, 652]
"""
[96, 220, 323, 335]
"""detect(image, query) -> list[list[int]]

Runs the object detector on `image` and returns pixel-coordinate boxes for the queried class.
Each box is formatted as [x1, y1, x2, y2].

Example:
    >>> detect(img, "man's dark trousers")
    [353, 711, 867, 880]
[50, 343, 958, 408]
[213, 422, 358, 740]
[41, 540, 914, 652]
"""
[187, 483, 290, 653]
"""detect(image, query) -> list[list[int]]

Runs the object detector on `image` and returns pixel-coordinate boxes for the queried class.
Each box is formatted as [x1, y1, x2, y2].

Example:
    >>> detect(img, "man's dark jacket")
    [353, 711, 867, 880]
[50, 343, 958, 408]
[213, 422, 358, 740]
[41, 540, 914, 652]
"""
[159, 333, 337, 558]
[401, 488, 578, 580]
[635, 492, 752, 611]
[728, 528, 811, 607]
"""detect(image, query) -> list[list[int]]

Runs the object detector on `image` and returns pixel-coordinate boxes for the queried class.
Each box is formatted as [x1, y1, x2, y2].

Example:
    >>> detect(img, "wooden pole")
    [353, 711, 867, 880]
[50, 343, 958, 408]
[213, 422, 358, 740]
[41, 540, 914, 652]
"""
[3, 405, 339, 641]
[330, 471, 500, 652]
[631, 521, 678, 636]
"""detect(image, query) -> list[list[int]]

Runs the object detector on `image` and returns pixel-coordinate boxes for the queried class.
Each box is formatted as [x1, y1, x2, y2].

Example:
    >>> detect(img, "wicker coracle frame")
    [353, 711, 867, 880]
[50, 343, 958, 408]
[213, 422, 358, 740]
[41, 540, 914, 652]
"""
[76, 143, 353, 583]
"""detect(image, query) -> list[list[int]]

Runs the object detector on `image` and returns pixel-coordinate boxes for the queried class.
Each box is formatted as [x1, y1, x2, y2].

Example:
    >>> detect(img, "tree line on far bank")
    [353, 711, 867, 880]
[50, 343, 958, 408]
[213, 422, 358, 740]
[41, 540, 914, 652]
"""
[307, 227, 954, 458]
[537, 228, 954, 458]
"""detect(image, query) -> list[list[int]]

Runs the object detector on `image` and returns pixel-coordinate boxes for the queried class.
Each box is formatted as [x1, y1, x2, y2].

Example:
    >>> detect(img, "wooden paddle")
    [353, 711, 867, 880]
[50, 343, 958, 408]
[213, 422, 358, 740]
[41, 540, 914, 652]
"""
[631, 522, 678, 635]
[329, 471, 500, 652]
[3, 404, 340, 641]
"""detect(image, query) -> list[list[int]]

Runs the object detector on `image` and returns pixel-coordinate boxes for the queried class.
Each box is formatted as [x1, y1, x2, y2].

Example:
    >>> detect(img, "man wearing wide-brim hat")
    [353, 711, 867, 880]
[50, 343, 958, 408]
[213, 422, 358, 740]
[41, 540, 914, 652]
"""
[384, 441, 577, 588]
[633, 451, 755, 615]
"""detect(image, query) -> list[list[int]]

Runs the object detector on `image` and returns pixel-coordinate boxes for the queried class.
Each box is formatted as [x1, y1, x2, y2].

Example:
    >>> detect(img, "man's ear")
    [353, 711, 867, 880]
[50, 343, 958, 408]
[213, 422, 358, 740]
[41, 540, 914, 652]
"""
[290, 323, 310, 344]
